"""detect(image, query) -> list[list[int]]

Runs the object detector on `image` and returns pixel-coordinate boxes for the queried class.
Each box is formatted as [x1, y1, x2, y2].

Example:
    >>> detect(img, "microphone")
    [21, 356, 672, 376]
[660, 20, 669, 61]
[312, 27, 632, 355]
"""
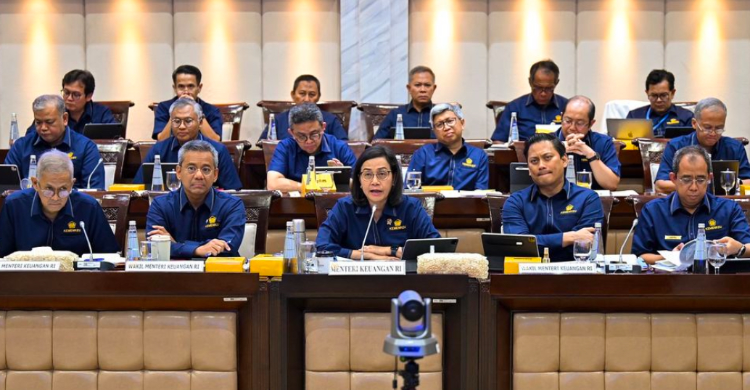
[619, 218, 639, 263]
[87, 158, 103, 189]
[80, 221, 94, 261]
[360, 205, 377, 261]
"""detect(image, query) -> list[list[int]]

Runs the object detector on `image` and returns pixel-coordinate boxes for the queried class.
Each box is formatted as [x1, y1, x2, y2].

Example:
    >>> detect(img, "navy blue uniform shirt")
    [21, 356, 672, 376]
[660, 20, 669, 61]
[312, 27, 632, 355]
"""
[258, 110, 348, 141]
[502, 180, 604, 261]
[146, 187, 245, 258]
[626, 104, 694, 137]
[373, 101, 435, 139]
[656, 133, 750, 182]
[153, 97, 224, 140]
[632, 192, 750, 256]
[316, 195, 441, 259]
[268, 134, 357, 182]
[407, 140, 489, 190]
[554, 129, 621, 190]
[132, 134, 242, 190]
[0, 189, 119, 257]
[491, 94, 568, 142]
[5, 127, 105, 190]
[26, 101, 117, 135]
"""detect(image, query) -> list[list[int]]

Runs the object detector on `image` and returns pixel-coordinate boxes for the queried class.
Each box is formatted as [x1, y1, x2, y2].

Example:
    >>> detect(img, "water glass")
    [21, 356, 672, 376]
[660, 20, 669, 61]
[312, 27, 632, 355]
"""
[576, 170, 592, 189]
[573, 239, 592, 263]
[104, 162, 116, 190]
[167, 170, 180, 192]
[406, 171, 422, 191]
[721, 170, 736, 195]
[300, 241, 317, 274]
[140, 241, 155, 261]
[708, 242, 727, 274]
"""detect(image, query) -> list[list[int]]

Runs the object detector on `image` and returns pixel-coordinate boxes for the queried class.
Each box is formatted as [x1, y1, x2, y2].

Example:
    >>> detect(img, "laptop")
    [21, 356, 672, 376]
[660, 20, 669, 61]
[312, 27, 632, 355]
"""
[0, 165, 22, 193]
[481, 233, 540, 272]
[315, 166, 352, 192]
[712, 160, 740, 195]
[141, 163, 178, 190]
[664, 126, 694, 139]
[606, 119, 654, 140]
[82, 123, 126, 140]
[509, 163, 534, 193]
[401, 237, 459, 273]
[385, 127, 433, 139]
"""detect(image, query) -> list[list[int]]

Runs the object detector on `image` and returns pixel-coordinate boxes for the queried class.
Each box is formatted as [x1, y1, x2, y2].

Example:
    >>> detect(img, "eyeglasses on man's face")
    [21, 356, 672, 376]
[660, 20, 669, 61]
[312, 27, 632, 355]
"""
[695, 123, 725, 135]
[61, 89, 84, 100]
[434, 117, 458, 131]
[677, 175, 709, 186]
[293, 131, 322, 143]
[171, 118, 197, 128]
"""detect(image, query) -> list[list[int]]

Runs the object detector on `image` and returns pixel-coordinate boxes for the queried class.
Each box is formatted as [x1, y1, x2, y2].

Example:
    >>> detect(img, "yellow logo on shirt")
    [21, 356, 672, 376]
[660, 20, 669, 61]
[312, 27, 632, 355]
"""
[667, 118, 680, 125]
[68, 221, 76, 229]
[389, 219, 406, 231]
[205, 215, 220, 228]
[706, 219, 723, 231]
[63, 221, 81, 234]
[462, 158, 476, 168]
[554, 115, 562, 124]
[560, 204, 577, 215]
[665, 235, 682, 240]
[67, 152, 76, 160]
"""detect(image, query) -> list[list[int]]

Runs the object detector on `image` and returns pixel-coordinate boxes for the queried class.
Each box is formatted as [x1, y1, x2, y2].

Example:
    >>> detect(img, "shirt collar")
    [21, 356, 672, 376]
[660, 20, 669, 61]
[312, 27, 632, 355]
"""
[179, 186, 216, 213]
[434, 139, 467, 155]
[407, 100, 434, 114]
[298, 134, 331, 155]
[525, 94, 561, 109]
[354, 201, 399, 218]
[33, 127, 72, 148]
[530, 179, 573, 202]
[669, 191, 712, 215]
[30, 191, 75, 219]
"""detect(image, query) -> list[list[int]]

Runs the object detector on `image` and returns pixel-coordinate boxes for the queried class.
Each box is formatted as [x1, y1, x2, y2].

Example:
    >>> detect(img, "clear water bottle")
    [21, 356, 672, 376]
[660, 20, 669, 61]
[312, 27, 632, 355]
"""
[283, 221, 298, 274]
[151, 155, 164, 191]
[268, 113, 277, 140]
[565, 154, 576, 183]
[693, 223, 707, 274]
[9, 113, 19, 146]
[509, 112, 519, 143]
[592, 222, 605, 262]
[305, 155, 315, 185]
[293, 219, 307, 265]
[395, 114, 405, 140]
[126, 221, 140, 261]
[28, 154, 37, 179]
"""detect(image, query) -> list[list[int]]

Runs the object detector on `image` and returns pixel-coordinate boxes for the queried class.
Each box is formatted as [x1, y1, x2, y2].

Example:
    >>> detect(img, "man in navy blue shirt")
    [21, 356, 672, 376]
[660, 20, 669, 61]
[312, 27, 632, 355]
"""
[633, 146, 750, 264]
[146, 140, 245, 258]
[503, 133, 603, 261]
[153, 65, 223, 141]
[555, 96, 620, 190]
[0, 150, 118, 257]
[258, 74, 348, 141]
[491, 60, 568, 142]
[407, 103, 488, 190]
[626, 69, 694, 137]
[134, 98, 241, 190]
[6, 95, 105, 189]
[655, 97, 750, 194]
[267, 103, 357, 192]
[373, 66, 437, 139]
[26, 69, 117, 135]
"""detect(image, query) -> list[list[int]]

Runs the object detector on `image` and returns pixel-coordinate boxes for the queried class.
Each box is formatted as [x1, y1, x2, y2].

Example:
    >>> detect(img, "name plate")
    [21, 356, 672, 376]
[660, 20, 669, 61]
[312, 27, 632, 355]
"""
[125, 261, 205, 273]
[518, 262, 597, 274]
[328, 261, 406, 276]
[0, 261, 60, 271]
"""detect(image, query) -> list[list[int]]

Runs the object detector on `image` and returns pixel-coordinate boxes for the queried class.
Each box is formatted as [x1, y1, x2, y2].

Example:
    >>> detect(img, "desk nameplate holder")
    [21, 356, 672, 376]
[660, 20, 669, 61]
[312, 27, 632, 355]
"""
[0, 261, 61, 271]
[74, 261, 116, 271]
[519, 262, 597, 275]
[328, 261, 406, 276]
[126, 261, 205, 273]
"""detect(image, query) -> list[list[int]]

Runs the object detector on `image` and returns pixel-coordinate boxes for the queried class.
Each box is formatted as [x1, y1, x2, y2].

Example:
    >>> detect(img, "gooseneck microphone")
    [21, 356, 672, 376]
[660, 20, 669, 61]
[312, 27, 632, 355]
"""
[360, 205, 378, 261]
[619, 219, 639, 263]
[87, 158, 103, 189]
[80, 221, 94, 261]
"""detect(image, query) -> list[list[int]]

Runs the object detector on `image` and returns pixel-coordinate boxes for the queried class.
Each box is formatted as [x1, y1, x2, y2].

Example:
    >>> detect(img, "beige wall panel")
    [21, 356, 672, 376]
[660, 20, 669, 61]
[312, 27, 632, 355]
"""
[488, 0, 577, 132]
[577, 0, 665, 129]
[665, 0, 750, 139]
[174, 0, 263, 141]
[0, 0, 85, 140]
[410, 0, 489, 138]
[85, 0, 174, 142]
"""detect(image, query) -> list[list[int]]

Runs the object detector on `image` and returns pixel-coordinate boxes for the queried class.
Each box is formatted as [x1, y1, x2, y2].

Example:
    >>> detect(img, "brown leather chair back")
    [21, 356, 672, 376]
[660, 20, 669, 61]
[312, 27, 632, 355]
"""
[88, 191, 133, 251]
[257, 100, 357, 135]
[215, 102, 249, 140]
[94, 139, 129, 184]
[371, 139, 436, 167]
[635, 138, 669, 193]
[135, 141, 156, 164]
[599, 196, 618, 248]
[347, 141, 370, 160]
[486, 100, 509, 125]
[357, 103, 400, 142]
[485, 194, 509, 233]
[626, 194, 664, 219]
[260, 140, 280, 171]
[407, 192, 444, 221]
[230, 190, 279, 254]
[98, 101, 135, 136]
[221, 140, 249, 171]
[309, 192, 349, 228]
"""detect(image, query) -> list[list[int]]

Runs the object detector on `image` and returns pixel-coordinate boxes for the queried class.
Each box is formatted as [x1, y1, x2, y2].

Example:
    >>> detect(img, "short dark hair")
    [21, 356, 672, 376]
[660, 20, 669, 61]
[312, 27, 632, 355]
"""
[408, 66, 436, 83]
[672, 145, 712, 175]
[62, 69, 95, 96]
[292, 74, 321, 95]
[524, 132, 566, 159]
[564, 95, 596, 123]
[529, 60, 560, 82]
[172, 65, 202, 84]
[645, 69, 675, 91]
[351, 145, 403, 208]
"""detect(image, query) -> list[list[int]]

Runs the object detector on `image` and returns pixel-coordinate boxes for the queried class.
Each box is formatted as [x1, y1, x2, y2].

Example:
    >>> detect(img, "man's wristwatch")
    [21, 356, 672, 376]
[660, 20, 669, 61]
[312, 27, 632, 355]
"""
[391, 246, 399, 257]
[587, 152, 600, 162]
[736, 245, 746, 258]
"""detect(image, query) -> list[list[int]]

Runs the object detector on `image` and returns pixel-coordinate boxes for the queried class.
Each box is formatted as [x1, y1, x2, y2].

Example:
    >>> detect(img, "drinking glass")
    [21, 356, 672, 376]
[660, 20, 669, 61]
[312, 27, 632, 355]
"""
[406, 171, 422, 191]
[140, 241, 155, 261]
[166, 170, 180, 192]
[721, 170, 736, 195]
[573, 239, 592, 263]
[300, 241, 317, 274]
[708, 242, 727, 274]
[576, 170, 592, 189]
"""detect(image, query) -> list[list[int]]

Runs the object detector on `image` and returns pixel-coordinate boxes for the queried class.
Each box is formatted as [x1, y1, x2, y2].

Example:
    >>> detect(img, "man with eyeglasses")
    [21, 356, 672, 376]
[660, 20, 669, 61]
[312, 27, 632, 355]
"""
[146, 140, 245, 258]
[554, 96, 620, 190]
[258, 74, 348, 141]
[267, 103, 357, 192]
[6, 94, 105, 189]
[406, 103, 488, 190]
[654, 97, 750, 194]
[134, 98, 241, 190]
[152, 65, 223, 141]
[373, 65, 438, 139]
[0, 149, 118, 257]
[626, 69, 693, 137]
[633, 146, 750, 264]
[25, 70, 117, 136]
[491, 59, 568, 142]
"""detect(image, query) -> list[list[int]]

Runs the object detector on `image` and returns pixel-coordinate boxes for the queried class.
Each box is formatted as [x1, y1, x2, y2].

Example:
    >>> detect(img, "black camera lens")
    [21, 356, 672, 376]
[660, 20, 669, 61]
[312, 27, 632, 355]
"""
[401, 300, 425, 322]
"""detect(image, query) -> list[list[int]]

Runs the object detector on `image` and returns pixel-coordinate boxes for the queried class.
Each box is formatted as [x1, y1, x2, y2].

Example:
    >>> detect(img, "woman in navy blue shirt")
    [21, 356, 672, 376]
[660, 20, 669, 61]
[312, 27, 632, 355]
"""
[316, 146, 440, 260]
